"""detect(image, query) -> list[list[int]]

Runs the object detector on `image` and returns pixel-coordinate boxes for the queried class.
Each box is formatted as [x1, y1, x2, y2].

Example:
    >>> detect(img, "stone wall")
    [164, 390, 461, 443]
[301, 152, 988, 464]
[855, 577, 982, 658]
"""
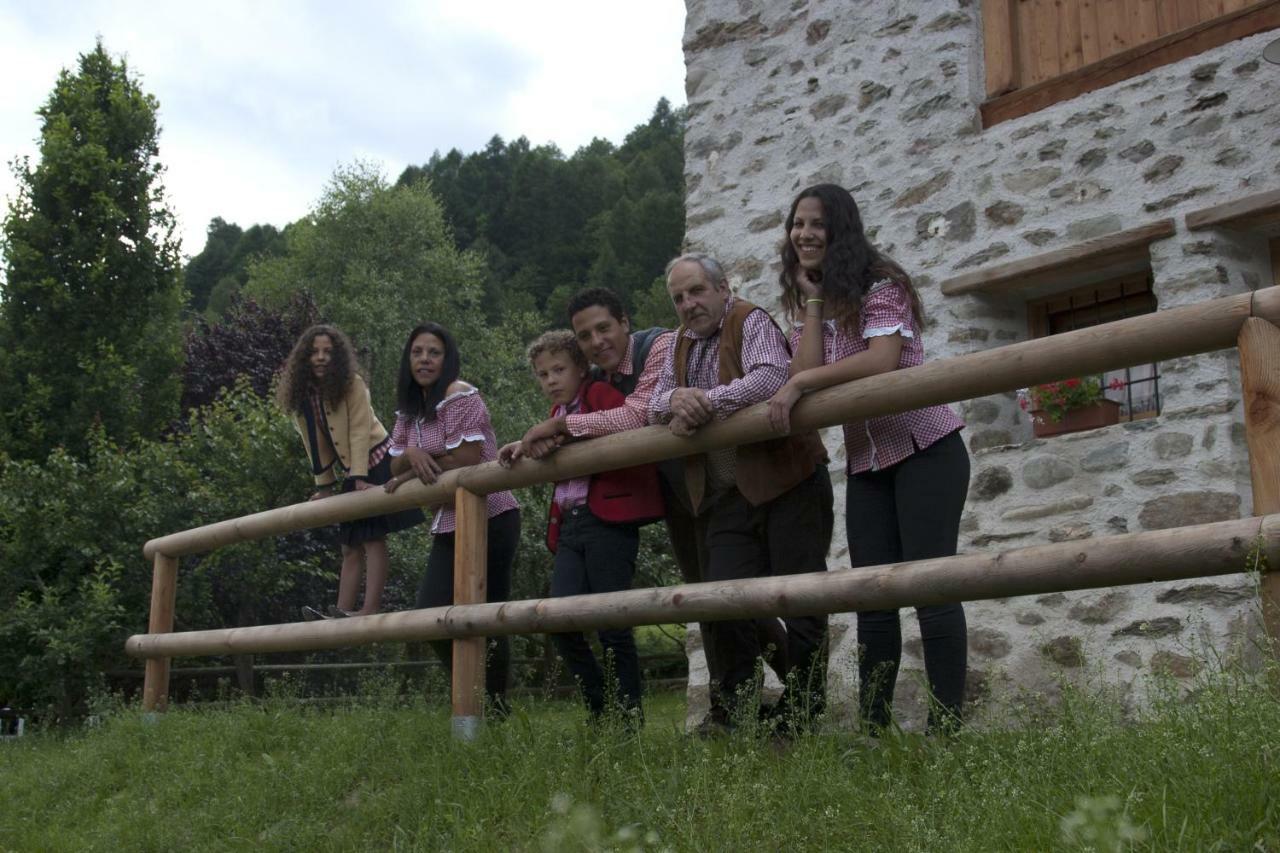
[678, 0, 1279, 729]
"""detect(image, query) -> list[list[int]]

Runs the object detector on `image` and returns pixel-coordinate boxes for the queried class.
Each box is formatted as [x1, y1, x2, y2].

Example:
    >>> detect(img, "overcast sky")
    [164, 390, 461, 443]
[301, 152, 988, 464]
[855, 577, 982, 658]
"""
[0, 0, 687, 257]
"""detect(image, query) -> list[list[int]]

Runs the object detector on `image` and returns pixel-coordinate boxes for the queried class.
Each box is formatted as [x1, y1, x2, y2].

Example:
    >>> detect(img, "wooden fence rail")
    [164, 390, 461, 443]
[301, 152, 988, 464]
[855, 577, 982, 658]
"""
[128, 286, 1280, 733]
[128, 515, 1277, 657]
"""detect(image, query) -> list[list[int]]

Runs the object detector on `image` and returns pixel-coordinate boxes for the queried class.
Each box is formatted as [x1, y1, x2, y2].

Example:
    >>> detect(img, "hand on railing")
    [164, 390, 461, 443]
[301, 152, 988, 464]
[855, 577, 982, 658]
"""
[519, 416, 567, 460]
[402, 447, 443, 485]
[767, 379, 804, 435]
[496, 441, 523, 468]
[669, 414, 698, 437]
[308, 486, 336, 502]
[669, 388, 714, 428]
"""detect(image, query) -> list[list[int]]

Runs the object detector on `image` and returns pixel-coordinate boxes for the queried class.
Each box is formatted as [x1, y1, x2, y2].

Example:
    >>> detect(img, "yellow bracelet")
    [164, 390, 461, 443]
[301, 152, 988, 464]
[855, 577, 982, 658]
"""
[806, 298, 824, 305]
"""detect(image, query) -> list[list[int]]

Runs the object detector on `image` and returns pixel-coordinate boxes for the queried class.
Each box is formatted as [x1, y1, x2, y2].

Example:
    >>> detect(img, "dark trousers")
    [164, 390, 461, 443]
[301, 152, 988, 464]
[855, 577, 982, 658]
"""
[549, 506, 642, 715]
[701, 467, 834, 720]
[846, 430, 970, 731]
[661, 477, 791, 716]
[417, 508, 521, 708]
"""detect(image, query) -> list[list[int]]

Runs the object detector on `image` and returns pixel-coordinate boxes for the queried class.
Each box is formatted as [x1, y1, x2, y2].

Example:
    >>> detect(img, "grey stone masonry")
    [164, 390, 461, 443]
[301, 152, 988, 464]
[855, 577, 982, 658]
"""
[679, 0, 1278, 730]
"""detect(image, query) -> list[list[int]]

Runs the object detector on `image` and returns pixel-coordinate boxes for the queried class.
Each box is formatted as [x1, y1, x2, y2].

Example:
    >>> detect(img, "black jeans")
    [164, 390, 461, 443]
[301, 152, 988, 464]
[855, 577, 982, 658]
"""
[550, 506, 642, 715]
[846, 430, 970, 732]
[417, 508, 521, 708]
[661, 477, 790, 717]
[701, 467, 834, 721]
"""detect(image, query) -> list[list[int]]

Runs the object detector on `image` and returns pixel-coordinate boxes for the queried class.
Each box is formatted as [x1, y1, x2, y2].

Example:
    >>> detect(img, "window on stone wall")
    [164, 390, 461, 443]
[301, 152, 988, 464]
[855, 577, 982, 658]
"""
[982, 0, 1280, 126]
[1026, 271, 1162, 421]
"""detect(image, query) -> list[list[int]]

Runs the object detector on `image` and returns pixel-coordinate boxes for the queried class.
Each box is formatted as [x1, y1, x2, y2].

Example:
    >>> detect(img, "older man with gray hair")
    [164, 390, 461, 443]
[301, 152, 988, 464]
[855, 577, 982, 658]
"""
[649, 252, 834, 735]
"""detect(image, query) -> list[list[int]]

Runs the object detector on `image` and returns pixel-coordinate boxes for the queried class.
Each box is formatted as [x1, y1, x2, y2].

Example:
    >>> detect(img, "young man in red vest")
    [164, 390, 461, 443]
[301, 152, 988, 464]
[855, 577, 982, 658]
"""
[650, 254, 834, 736]
[517, 288, 792, 731]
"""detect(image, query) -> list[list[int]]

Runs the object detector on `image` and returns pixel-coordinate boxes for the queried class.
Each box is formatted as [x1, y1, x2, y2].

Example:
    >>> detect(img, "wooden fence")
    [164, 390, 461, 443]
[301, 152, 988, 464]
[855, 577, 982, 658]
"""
[127, 287, 1280, 737]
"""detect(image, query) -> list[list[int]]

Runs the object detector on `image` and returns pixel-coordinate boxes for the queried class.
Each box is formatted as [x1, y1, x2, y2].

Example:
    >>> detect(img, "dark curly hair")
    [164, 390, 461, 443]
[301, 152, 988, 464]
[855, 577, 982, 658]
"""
[778, 183, 923, 334]
[276, 324, 361, 414]
[396, 322, 461, 422]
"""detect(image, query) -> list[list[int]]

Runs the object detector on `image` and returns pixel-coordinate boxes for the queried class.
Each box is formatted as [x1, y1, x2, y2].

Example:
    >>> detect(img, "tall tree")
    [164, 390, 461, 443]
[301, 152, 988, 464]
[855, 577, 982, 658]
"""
[0, 41, 184, 459]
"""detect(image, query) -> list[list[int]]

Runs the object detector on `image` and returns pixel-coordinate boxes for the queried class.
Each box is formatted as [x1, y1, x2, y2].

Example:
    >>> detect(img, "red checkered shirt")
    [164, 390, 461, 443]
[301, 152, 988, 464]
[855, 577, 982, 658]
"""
[789, 279, 964, 474]
[551, 391, 590, 509]
[650, 297, 792, 487]
[565, 332, 675, 438]
[388, 385, 520, 534]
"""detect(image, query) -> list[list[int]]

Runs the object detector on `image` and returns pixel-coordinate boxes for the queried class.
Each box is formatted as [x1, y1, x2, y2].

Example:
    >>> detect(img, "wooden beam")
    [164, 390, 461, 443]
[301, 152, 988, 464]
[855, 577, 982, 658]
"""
[140, 286, 1280, 562]
[939, 219, 1175, 297]
[141, 553, 178, 711]
[1239, 319, 1280, 652]
[982, 1, 1280, 127]
[1185, 187, 1280, 235]
[451, 488, 487, 740]
[125, 515, 1280, 659]
[983, 0, 1018, 97]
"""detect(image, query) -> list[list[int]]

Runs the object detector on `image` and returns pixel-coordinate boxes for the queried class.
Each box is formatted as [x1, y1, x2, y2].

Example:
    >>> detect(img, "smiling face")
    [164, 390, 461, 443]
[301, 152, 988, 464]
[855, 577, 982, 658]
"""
[570, 304, 631, 374]
[309, 334, 334, 380]
[532, 349, 586, 406]
[666, 259, 727, 338]
[790, 196, 827, 272]
[409, 332, 446, 388]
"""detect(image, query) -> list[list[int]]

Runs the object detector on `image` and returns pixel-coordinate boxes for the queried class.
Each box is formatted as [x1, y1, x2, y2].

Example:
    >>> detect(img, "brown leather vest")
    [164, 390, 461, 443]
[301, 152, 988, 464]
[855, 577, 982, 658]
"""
[673, 299, 827, 510]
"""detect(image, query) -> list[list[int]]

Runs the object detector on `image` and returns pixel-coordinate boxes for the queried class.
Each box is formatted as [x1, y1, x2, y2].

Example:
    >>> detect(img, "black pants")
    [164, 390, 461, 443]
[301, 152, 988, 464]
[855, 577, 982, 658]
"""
[846, 430, 969, 731]
[701, 467, 833, 721]
[661, 476, 792, 717]
[417, 508, 521, 708]
[550, 506, 642, 715]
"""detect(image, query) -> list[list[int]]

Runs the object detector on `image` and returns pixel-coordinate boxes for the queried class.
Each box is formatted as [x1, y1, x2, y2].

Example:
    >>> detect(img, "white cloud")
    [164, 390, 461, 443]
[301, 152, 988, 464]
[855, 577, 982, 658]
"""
[0, 0, 686, 257]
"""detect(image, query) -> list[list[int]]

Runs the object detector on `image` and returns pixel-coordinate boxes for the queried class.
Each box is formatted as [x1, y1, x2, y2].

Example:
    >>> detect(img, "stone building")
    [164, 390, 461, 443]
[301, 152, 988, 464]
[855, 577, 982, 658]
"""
[676, 0, 1280, 728]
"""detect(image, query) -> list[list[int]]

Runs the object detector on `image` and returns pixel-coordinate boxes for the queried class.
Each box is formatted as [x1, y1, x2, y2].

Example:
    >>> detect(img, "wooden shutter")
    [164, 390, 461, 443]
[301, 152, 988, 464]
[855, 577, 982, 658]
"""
[982, 0, 1280, 122]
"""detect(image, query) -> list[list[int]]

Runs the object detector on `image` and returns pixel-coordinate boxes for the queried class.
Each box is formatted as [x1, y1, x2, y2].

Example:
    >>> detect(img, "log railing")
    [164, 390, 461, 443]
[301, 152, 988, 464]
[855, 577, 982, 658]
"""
[128, 287, 1280, 736]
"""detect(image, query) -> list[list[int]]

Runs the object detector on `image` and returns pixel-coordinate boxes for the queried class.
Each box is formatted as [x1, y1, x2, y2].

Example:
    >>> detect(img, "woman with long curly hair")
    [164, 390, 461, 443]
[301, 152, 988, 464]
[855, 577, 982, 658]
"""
[277, 324, 423, 620]
[766, 184, 970, 735]
[384, 322, 520, 714]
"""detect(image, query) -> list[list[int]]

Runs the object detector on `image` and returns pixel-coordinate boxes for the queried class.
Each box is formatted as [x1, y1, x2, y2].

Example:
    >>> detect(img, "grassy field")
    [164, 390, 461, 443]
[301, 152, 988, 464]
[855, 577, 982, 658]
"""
[2, 666, 1278, 852]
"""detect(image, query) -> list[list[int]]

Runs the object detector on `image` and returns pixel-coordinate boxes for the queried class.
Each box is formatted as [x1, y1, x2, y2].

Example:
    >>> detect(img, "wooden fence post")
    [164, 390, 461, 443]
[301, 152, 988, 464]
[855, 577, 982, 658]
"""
[1238, 317, 1280, 655]
[141, 552, 178, 712]
[451, 488, 488, 740]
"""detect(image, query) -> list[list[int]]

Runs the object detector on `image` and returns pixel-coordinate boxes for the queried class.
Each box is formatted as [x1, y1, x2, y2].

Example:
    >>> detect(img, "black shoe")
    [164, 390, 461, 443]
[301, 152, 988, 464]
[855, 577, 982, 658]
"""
[692, 715, 736, 739]
[326, 605, 354, 619]
[300, 605, 328, 622]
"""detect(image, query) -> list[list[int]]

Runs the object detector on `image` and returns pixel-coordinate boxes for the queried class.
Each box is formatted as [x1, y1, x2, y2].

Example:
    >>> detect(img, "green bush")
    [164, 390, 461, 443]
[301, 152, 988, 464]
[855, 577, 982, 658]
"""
[0, 383, 330, 720]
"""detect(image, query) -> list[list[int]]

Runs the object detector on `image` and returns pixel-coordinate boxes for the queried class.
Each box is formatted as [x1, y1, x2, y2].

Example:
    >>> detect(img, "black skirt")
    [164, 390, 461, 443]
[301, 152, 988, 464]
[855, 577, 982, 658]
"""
[337, 447, 425, 547]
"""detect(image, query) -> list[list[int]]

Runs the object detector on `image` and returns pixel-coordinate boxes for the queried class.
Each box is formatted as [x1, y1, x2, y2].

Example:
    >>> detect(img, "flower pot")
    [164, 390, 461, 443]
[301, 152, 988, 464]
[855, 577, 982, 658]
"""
[1030, 399, 1122, 438]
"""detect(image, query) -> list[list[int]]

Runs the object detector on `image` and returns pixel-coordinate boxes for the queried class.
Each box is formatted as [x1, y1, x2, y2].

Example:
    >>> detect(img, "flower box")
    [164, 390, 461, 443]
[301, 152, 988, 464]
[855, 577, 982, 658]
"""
[1030, 399, 1122, 438]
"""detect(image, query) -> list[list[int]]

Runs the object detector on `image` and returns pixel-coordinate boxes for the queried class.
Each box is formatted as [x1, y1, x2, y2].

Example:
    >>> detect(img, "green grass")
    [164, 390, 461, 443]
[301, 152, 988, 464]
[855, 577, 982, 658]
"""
[2, 667, 1278, 852]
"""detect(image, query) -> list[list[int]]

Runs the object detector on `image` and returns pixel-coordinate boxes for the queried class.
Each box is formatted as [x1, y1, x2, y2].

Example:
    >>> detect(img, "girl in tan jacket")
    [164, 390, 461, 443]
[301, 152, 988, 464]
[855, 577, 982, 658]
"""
[278, 325, 423, 619]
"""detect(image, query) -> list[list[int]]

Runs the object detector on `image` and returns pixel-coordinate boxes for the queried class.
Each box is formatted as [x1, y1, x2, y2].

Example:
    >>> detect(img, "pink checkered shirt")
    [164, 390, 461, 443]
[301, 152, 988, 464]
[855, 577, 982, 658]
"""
[650, 297, 792, 487]
[551, 392, 590, 509]
[789, 279, 964, 474]
[565, 332, 675, 438]
[388, 385, 519, 534]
